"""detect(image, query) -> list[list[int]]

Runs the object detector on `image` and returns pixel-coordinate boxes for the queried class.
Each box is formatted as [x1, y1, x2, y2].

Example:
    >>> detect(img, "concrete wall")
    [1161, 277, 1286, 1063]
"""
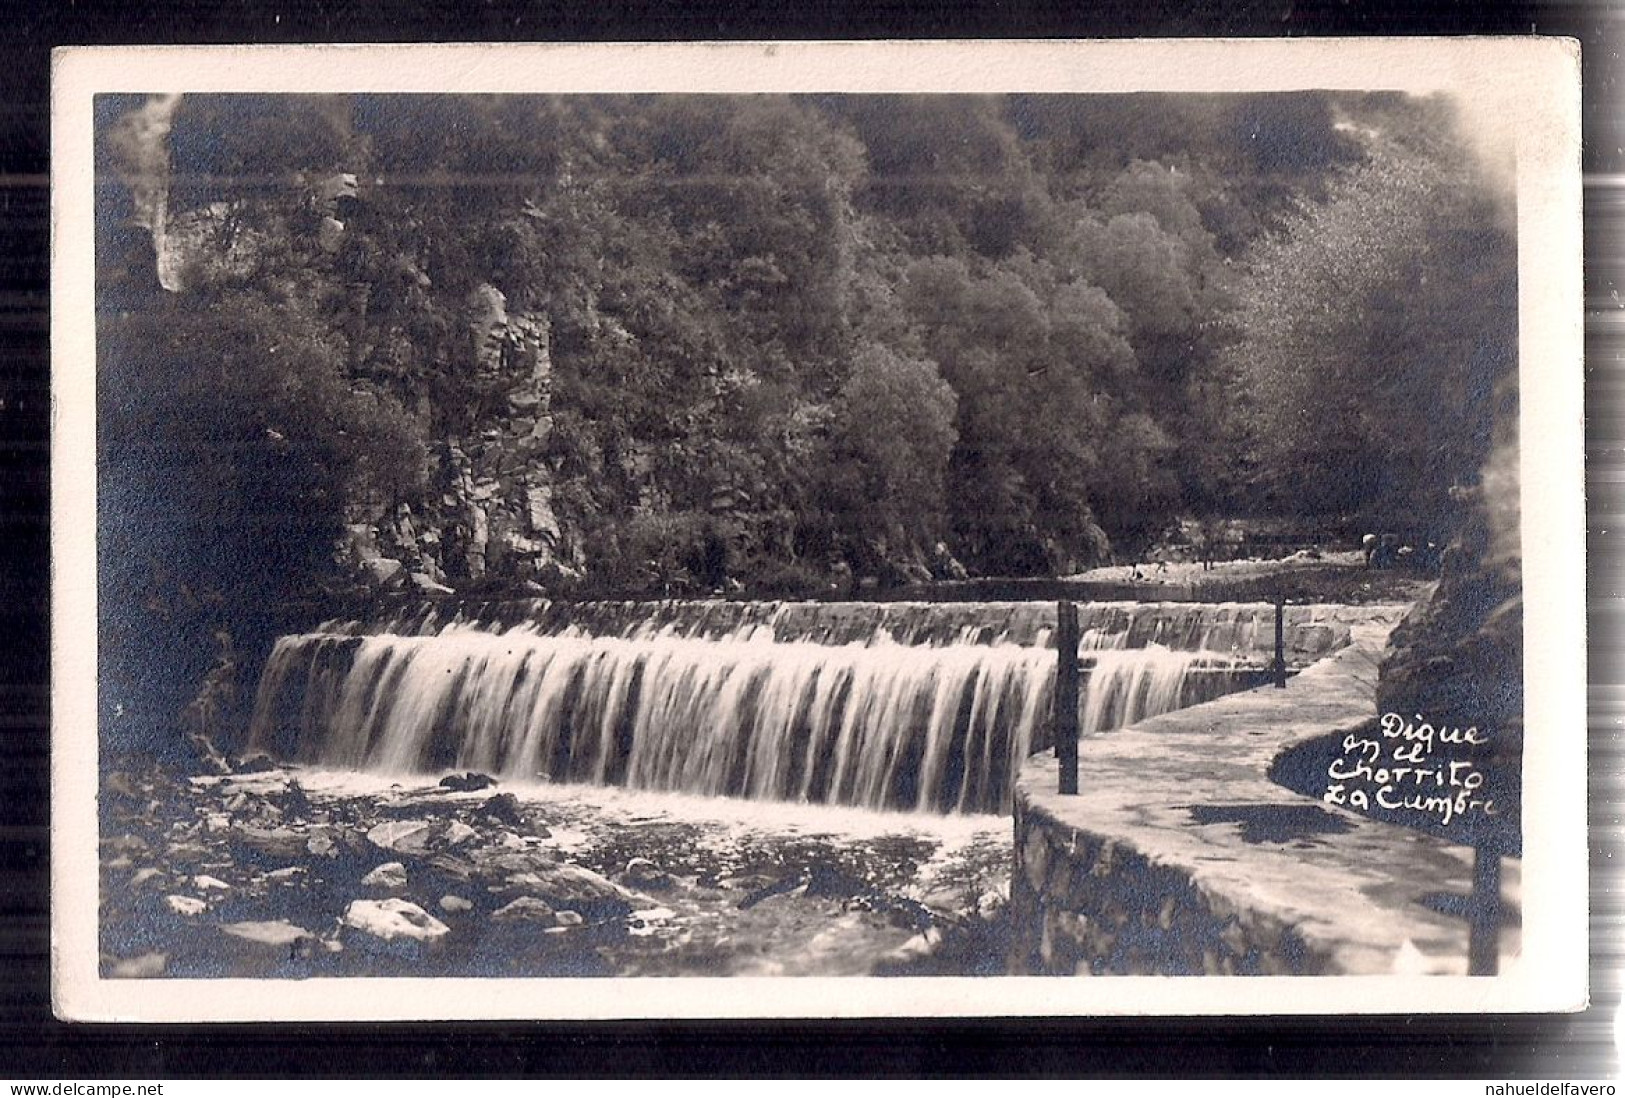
[1008, 612, 1518, 976]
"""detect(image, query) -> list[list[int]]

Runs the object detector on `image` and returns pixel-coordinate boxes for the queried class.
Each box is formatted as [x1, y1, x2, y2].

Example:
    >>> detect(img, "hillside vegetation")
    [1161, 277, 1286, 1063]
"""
[92, 92, 1517, 747]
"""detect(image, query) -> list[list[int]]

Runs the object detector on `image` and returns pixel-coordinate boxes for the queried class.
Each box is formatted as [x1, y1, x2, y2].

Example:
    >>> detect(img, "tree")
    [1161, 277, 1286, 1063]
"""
[98, 285, 427, 754]
[820, 343, 958, 570]
[1217, 107, 1517, 535]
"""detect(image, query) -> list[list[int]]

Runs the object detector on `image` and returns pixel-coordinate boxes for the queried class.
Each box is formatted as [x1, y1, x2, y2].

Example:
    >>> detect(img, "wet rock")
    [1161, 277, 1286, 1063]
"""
[872, 927, 944, 975]
[231, 824, 307, 859]
[129, 867, 164, 889]
[738, 873, 807, 909]
[410, 573, 455, 597]
[492, 896, 557, 925]
[165, 894, 207, 917]
[439, 772, 497, 793]
[232, 752, 281, 774]
[307, 832, 337, 857]
[220, 920, 317, 951]
[530, 865, 650, 919]
[623, 857, 672, 891]
[439, 895, 474, 913]
[363, 557, 406, 586]
[361, 861, 409, 894]
[718, 873, 777, 894]
[497, 871, 549, 893]
[553, 909, 584, 928]
[368, 817, 481, 857]
[341, 899, 450, 942]
[271, 780, 311, 815]
[108, 952, 167, 978]
[424, 853, 477, 882]
[266, 866, 305, 883]
[919, 887, 966, 916]
[366, 819, 435, 855]
[481, 793, 523, 825]
[442, 821, 479, 847]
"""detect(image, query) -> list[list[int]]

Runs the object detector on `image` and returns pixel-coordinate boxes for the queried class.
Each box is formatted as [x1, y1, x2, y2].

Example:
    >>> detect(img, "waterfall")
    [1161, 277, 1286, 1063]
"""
[247, 601, 1282, 814]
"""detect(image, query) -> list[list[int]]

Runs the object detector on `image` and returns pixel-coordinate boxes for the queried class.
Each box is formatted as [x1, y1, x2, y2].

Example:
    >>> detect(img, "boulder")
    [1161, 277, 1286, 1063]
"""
[438, 895, 474, 914]
[220, 920, 317, 950]
[481, 793, 524, 826]
[165, 894, 208, 917]
[872, 927, 944, 974]
[317, 215, 345, 252]
[491, 896, 558, 926]
[361, 861, 409, 894]
[366, 819, 434, 855]
[367, 818, 480, 857]
[230, 824, 307, 860]
[622, 857, 673, 891]
[442, 820, 479, 847]
[410, 572, 455, 597]
[341, 899, 450, 942]
[362, 557, 405, 585]
[439, 772, 497, 793]
[129, 867, 164, 889]
[476, 847, 561, 882]
[231, 751, 281, 774]
[528, 864, 650, 920]
[341, 522, 383, 565]
[468, 283, 510, 368]
[525, 485, 562, 541]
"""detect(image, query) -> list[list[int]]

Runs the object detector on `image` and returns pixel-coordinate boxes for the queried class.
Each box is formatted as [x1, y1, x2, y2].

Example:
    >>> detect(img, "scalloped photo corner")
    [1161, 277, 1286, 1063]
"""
[49, 38, 1585, 1022]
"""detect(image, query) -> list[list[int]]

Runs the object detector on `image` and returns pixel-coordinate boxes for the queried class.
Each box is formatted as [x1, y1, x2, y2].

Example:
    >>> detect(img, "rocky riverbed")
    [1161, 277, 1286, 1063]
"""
[99, 764, 1014, 980]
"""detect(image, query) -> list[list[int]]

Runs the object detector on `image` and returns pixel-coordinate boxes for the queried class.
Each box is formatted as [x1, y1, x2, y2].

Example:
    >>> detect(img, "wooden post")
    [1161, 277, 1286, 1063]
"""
[1467, 846, 1501, 975]
[1273, 594, 1287, 688]
[1056, 599, 1080, 795]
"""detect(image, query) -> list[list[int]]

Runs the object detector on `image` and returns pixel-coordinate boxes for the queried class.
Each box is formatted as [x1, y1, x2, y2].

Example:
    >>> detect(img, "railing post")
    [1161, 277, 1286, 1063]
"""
[1468, 846, 1501, 975]
[1056, 599, 1080, 795]
[1273, 594, 1287, 688]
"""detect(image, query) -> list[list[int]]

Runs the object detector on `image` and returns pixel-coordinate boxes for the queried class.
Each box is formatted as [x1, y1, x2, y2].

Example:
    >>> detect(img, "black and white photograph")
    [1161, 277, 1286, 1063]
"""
[49, 40, 1586, 1020]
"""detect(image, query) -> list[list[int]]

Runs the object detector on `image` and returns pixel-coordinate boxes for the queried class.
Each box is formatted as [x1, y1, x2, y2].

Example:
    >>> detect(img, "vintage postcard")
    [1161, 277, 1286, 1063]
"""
[50, 39, 1585, 1020]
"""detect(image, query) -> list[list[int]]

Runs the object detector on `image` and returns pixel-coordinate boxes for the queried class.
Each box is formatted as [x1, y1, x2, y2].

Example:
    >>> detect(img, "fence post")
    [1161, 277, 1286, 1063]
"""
[1467, 846, 1501, 975]
[1056, 599, 1080, 795]
[1273, 594, 1287, 688]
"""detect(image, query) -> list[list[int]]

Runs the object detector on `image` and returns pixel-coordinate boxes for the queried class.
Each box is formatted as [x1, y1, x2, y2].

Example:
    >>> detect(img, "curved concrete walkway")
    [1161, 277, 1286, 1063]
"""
[1012, 611, 1519, 976]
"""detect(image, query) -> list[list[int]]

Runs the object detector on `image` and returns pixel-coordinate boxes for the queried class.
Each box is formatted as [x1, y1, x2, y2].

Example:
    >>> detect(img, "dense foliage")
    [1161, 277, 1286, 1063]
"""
[93, 91, 1517, 741]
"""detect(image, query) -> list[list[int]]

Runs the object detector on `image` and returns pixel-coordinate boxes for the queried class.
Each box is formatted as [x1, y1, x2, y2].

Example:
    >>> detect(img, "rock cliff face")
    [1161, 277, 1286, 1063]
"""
[1375, 374, 1521, 852]
[111, 96, 585, 595]
[338, 282, 581, 593]
[104, 94, 184, 289]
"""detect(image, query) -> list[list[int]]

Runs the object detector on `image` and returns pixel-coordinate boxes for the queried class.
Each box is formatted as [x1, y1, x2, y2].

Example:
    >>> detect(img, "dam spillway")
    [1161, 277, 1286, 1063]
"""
[245, 600, 1360, 814]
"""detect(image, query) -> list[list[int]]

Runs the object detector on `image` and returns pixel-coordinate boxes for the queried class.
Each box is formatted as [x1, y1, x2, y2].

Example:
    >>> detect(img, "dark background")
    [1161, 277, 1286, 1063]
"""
[3, 0, 1620, 1079]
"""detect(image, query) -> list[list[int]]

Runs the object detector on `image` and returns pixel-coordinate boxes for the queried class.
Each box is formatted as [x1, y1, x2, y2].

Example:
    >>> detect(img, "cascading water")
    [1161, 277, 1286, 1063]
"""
[247, 601, 1296, 814]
